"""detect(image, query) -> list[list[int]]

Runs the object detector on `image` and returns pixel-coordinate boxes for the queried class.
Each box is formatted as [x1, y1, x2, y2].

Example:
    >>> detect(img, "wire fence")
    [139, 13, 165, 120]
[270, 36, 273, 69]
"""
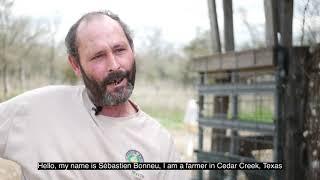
[196, 67, 277, 180]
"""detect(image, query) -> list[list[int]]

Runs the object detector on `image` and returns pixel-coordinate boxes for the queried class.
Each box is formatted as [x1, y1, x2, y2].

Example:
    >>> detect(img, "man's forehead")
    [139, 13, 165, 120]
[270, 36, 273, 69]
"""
[76, 14, 123, 42]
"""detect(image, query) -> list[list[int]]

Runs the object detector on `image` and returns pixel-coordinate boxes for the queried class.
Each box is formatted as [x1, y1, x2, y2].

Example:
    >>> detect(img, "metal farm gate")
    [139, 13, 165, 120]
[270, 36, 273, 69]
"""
[191, 0, 313, 179]
[192, 47, 285, 180]
[192, 45, 310, 180]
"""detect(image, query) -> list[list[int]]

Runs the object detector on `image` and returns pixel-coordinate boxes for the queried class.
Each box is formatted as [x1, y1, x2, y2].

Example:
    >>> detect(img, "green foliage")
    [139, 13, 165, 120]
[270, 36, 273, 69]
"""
[180, 29, 212, 85]
[183, 29, 212, 58]
[135, 28, 194, 85]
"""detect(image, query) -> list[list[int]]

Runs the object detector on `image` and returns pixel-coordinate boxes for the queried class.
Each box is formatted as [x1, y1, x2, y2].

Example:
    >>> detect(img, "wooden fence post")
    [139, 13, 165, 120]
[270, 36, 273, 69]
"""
[283, 47, 309, 180]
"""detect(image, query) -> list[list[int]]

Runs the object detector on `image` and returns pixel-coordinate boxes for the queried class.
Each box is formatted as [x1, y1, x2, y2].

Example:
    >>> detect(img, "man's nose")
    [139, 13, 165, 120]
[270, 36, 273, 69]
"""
[107, 53, 120, 72]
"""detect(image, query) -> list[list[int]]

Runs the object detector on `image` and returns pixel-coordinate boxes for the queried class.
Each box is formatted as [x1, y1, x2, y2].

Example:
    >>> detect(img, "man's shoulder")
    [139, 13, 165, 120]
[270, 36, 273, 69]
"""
[20, 85, 81, 97]
[0, 85, 83, 110]
[4, 85, 81, 101]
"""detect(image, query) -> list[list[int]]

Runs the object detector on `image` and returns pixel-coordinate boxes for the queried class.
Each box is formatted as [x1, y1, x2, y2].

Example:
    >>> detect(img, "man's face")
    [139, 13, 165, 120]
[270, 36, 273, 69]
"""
[75, 15, 136, 106]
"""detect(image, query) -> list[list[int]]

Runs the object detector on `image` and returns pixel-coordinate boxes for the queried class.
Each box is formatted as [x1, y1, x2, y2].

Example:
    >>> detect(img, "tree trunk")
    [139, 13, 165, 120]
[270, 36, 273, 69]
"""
[207, 0, 221, 53]
[2, 63, 8, 98]
[264, 0, 279, 47]
[278, 0, 293, 47]
[18, 61, 25, 91]
[48, 45, 55, 84]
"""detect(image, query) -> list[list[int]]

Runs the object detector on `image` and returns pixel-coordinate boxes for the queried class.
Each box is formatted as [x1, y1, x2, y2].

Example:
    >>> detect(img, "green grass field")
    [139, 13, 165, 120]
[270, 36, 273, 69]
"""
[140, 105, 185, 129]
[131, 81, 195, 130]
[238, 106, 274, 123]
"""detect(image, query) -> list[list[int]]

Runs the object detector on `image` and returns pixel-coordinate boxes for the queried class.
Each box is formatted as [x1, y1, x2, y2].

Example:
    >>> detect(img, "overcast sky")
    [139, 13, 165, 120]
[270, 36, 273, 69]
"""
[12, 0, 266, 49]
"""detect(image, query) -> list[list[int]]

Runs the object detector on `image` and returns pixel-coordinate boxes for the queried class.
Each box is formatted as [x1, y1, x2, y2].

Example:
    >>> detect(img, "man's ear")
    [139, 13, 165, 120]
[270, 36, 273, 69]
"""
[68, 55, 81, 77]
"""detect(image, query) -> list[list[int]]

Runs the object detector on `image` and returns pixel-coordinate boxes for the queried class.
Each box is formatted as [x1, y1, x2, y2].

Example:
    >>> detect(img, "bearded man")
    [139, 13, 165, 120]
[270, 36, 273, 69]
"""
[0, 11, 185, 180]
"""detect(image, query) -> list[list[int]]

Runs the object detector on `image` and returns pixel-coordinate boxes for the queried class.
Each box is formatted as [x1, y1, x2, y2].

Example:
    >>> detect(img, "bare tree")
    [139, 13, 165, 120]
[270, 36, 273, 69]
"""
[0, 0, 47, 97]
[299, 0, 319, 46]
[238, 7, 264, 49]
[0, 0, 14, 97]
[15, 19, 46, 90]
[47, 18, 60, 83]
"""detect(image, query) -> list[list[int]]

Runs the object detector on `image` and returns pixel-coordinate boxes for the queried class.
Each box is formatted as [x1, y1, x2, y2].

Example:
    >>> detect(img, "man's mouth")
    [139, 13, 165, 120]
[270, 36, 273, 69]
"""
[113, 78, 124, 86]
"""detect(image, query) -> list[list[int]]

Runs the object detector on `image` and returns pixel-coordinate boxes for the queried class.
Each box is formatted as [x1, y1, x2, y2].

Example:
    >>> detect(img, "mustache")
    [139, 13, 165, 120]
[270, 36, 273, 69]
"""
[102, 70, 129, 85]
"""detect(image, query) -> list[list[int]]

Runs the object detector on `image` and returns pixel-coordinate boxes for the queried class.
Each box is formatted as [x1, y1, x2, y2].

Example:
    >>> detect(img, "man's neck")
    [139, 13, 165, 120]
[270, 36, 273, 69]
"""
[99, 100, 137, 117]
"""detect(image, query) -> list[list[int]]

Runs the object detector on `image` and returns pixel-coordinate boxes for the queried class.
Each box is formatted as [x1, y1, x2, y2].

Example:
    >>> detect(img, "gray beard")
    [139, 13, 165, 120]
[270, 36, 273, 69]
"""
[101, 82, 134, 106]
[78, 60, 136, 107]
[80, 68, 135, 107]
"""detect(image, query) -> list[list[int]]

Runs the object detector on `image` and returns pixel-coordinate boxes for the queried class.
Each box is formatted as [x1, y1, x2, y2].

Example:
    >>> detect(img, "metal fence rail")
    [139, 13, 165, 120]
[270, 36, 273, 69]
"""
[198, 82, 276, 95]
[198, 117, 275, 134]
[193, 48, 281, 180]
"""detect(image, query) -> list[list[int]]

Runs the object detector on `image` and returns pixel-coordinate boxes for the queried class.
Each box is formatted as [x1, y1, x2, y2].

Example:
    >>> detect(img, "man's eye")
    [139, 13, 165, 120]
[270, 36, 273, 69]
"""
[92, 54, 104, 60]
[115, 48, 126, 53]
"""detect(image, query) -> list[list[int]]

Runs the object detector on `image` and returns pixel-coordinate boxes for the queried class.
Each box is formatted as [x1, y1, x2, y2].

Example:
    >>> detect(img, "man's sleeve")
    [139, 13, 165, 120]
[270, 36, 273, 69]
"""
[158, 137, 189, 180]
[0, 101, 15, 156]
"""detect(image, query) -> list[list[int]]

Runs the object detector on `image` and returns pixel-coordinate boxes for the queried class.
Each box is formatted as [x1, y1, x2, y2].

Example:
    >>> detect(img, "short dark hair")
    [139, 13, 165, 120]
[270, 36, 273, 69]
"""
[65, 10, 134, 62]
